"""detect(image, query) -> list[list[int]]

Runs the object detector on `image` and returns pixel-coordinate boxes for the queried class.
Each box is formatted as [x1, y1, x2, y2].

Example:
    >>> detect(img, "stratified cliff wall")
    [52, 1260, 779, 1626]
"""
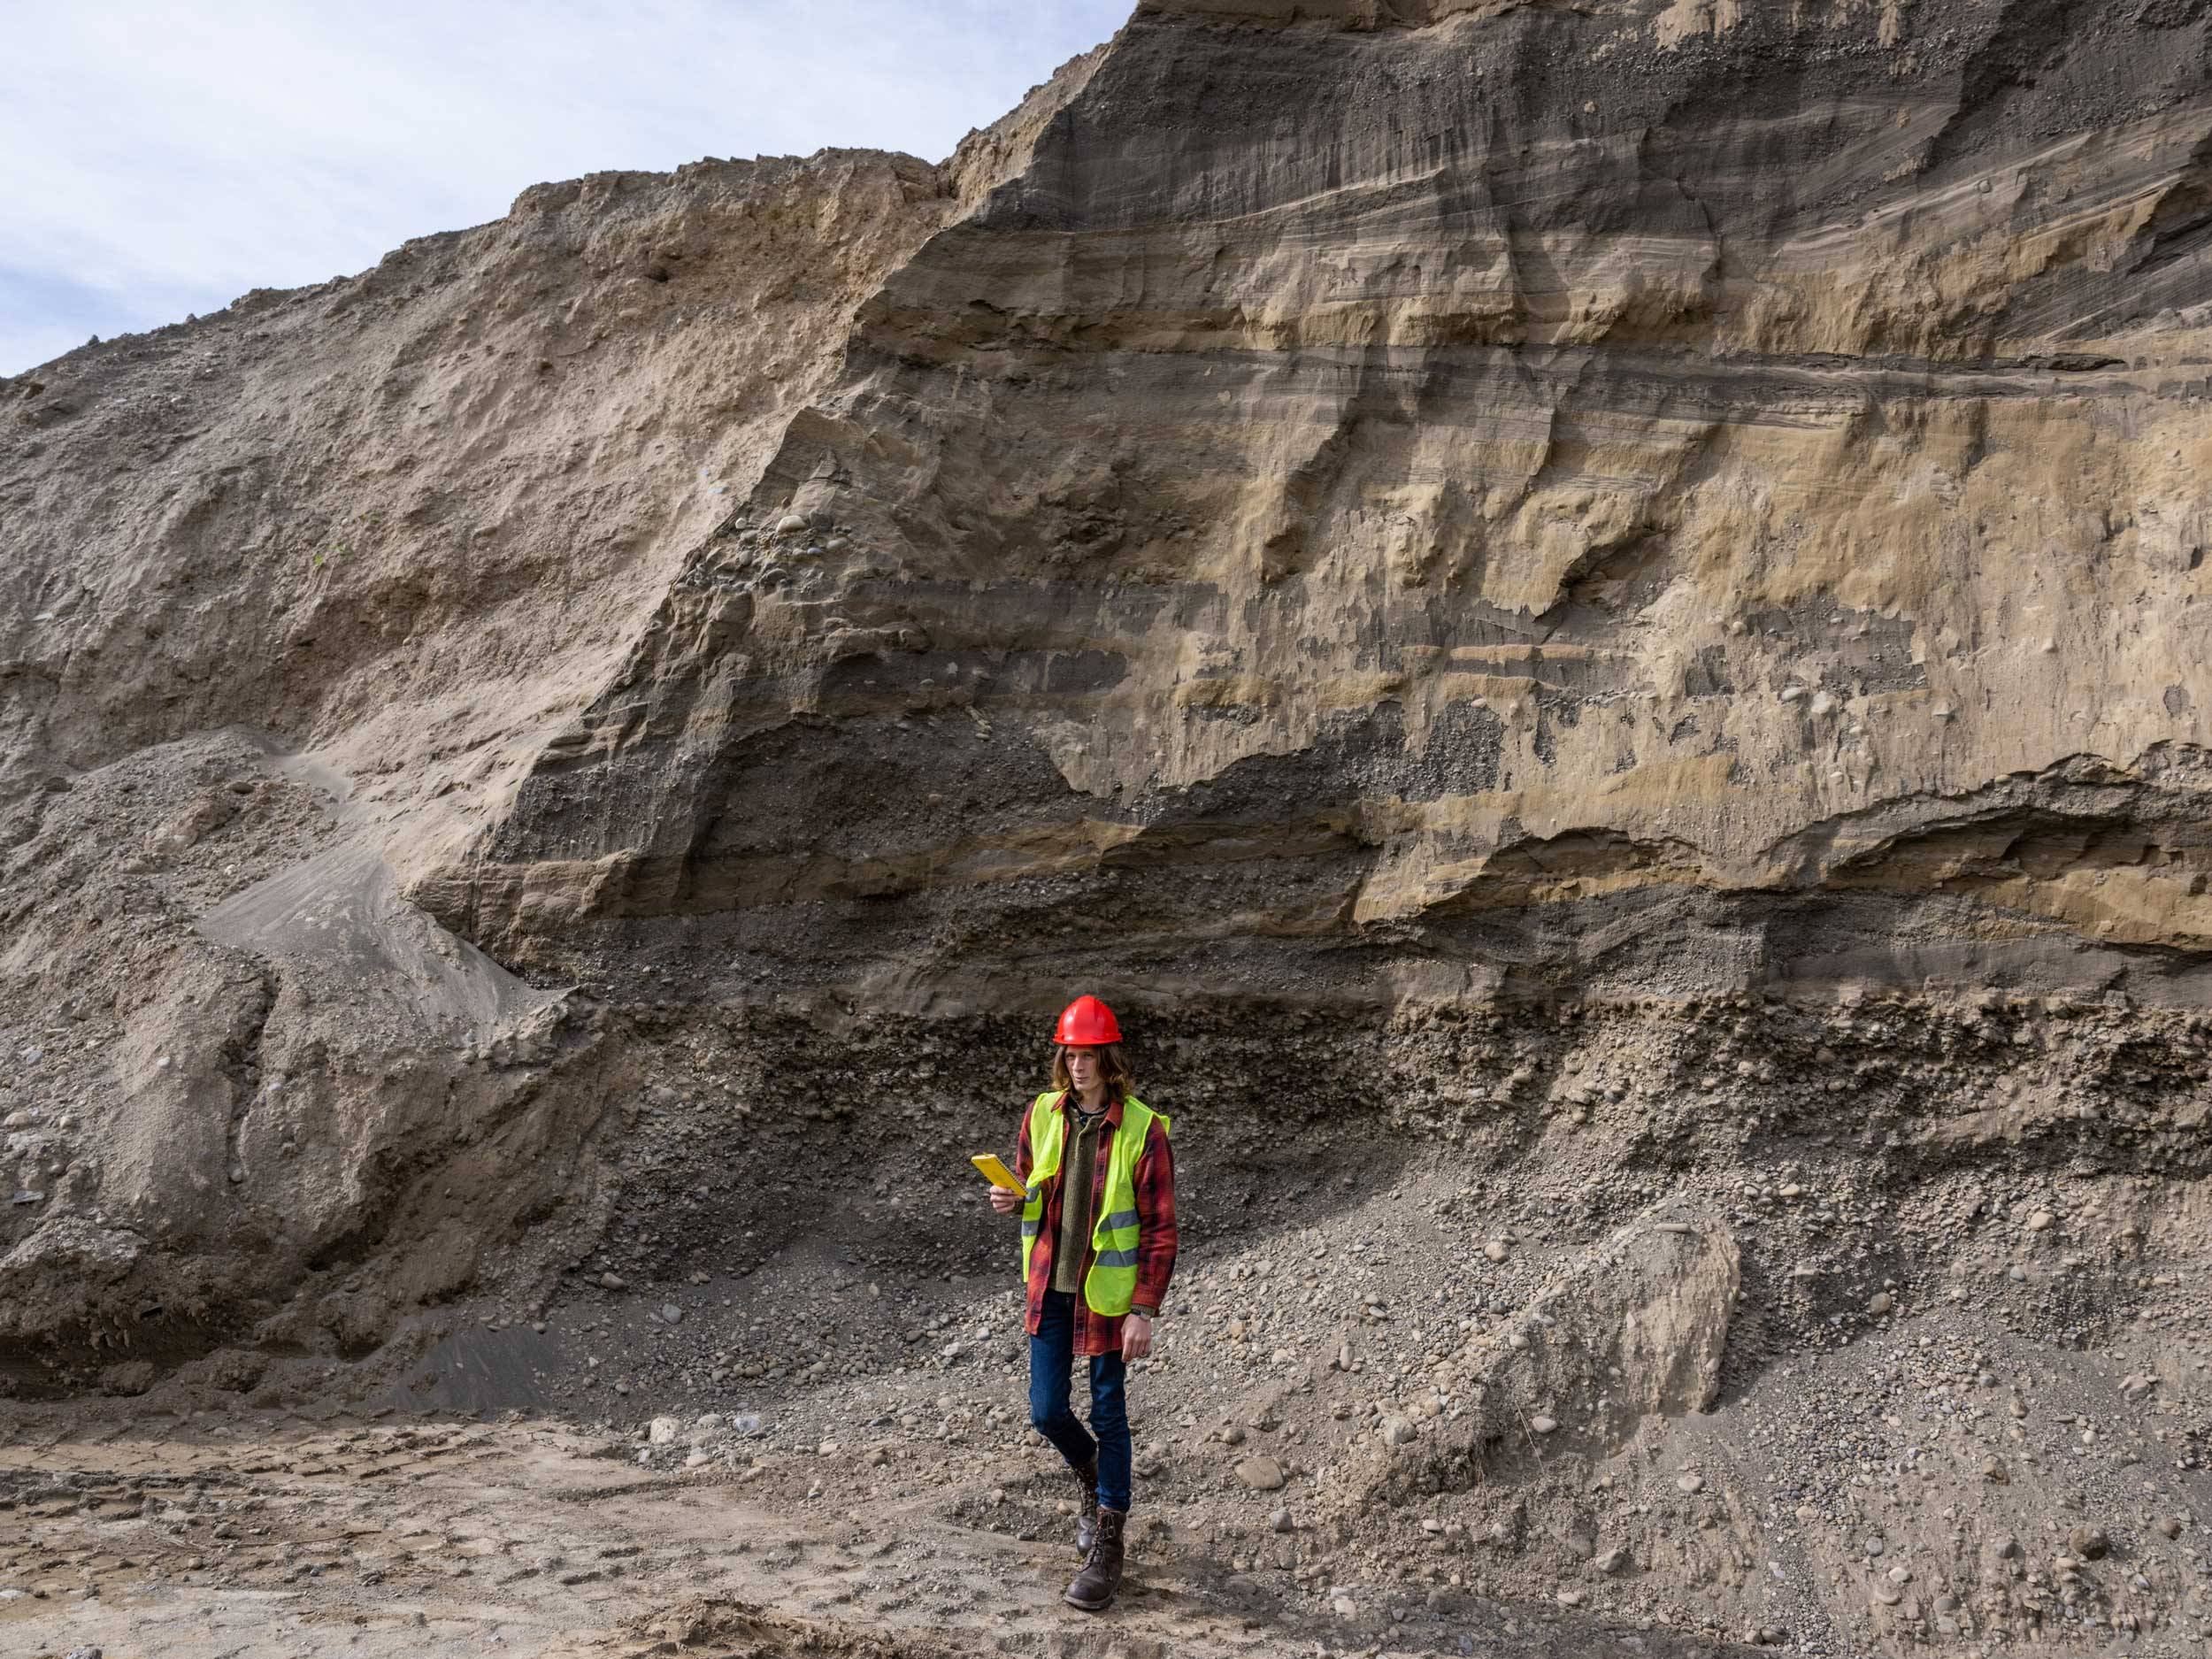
[429, 0, 2212, 1017]
[2, 0, 2208, 1399]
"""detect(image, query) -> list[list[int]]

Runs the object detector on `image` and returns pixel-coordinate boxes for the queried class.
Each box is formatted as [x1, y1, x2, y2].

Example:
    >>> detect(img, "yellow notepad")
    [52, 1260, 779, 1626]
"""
[971, 1153, 1025, 1193]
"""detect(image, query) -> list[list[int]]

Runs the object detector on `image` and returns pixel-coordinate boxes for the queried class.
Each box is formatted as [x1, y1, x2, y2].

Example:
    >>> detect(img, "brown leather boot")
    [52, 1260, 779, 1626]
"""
[1063, 1506, 1125, 1611]
[1071, 1460, 1100, 1554]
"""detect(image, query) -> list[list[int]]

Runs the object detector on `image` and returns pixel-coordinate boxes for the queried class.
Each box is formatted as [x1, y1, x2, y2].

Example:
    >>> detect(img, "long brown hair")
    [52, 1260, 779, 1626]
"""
[1051, 1042, 1131, 1103]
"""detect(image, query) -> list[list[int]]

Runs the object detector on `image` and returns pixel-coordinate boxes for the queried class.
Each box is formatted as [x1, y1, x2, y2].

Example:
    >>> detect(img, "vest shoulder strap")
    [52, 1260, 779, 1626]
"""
[1120, 1095, 1170, 1140]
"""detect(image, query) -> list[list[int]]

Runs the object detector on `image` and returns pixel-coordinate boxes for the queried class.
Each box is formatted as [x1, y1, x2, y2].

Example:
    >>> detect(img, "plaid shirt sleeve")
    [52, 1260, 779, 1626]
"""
[1015, 1097, 1057, 1346]
[1129, 1114, 1177, 1317]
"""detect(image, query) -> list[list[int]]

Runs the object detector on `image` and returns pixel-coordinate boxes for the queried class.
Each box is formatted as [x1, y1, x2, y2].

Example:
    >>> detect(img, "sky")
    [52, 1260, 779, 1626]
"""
[0, 1, 1131, 377]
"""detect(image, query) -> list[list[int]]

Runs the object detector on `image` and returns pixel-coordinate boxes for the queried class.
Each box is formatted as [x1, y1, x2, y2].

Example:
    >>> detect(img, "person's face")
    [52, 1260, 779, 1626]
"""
[1064, 1046, 1102, 1094]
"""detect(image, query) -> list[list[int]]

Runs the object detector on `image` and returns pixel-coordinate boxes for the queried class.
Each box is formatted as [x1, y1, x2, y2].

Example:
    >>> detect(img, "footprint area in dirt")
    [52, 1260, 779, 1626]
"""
[5, 1139, 2208, 1659]
[0, 1407, 1725, 1659]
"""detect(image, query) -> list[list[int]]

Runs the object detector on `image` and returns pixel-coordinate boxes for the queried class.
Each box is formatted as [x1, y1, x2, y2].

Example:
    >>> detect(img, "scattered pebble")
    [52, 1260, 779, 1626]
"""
[1234, 1456, 1286, 1491]
[2067, 1525, 2109, 1562]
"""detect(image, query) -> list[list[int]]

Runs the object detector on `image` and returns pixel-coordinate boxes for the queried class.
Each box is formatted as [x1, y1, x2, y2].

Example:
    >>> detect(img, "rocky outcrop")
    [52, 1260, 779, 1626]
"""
[4, 0, 2212, 1385]
[1356, 1204, 1740, 1508]
[421, 0, 2212, 1016]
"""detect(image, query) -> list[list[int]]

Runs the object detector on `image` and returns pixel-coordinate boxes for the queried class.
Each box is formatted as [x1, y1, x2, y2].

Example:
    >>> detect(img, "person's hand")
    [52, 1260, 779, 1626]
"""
[1122, 1313, 1154, 1362]
[987, 1184, 1022, 1216]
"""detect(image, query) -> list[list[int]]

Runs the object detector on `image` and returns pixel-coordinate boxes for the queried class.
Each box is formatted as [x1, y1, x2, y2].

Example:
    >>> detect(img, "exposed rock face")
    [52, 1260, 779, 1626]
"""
[426, 0, 2212, 1013]
[2, 0, 2210, 1413]
[0, 145, 987, 1379]
[1360, 1205, 1740, 1506]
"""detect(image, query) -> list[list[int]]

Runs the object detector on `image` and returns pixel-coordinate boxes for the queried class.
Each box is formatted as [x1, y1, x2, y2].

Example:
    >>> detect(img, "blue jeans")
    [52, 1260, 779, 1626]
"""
[1028, 1290, 1133, 1512]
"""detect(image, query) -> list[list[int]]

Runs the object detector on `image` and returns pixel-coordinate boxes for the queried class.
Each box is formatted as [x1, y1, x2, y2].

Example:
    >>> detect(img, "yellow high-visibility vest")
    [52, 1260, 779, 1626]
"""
[1019, 1091, 1170, 1317]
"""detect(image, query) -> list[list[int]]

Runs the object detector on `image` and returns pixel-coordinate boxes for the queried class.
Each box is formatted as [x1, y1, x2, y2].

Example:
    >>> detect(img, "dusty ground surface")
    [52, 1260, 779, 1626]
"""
[7, 1136, 2209, 1656]
[0, 1404, 1724, 1659]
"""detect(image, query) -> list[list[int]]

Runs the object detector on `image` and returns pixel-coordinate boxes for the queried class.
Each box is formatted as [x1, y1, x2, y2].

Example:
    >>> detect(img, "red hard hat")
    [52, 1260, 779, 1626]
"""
[1054, 995, 1122, 1047]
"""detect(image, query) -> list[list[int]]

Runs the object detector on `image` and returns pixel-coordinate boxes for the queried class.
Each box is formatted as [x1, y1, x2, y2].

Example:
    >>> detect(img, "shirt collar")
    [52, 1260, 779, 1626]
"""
[1062, 1089, 1124, 1129]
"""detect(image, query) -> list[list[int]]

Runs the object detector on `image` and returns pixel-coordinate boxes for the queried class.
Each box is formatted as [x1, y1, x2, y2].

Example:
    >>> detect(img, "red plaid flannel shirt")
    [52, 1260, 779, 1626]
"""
[1014, 1090, 1178, 1358]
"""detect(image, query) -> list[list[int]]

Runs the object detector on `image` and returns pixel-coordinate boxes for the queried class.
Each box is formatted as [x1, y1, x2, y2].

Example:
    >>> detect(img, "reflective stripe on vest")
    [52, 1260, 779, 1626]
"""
[1018, 1090, 1172, 1317]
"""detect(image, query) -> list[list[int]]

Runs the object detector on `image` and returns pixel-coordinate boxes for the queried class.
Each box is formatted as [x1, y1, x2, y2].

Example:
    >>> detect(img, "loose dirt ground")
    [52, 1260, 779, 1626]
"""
[7, 1155, 2208, 1659]
[1, 1406, 1711, 1659]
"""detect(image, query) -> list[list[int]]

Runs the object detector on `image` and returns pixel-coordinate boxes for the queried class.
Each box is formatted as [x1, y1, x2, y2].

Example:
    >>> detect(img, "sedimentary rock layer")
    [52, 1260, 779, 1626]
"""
[419, 0, 2212, 1018]
[4, 0, 2212, 1385]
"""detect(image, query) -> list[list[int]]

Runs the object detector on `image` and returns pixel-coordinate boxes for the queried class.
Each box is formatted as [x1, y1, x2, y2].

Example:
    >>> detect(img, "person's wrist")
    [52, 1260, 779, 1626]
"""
[1130, 1306, 1156, 1320]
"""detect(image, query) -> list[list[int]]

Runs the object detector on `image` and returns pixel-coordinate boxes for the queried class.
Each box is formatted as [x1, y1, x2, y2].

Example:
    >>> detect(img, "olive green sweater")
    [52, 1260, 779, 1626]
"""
[1048, 1101, 1110, 1295]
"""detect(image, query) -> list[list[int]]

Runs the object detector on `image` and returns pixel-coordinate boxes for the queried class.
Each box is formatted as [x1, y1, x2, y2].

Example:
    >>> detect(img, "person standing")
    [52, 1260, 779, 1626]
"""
[987, 994, 1177, 1612]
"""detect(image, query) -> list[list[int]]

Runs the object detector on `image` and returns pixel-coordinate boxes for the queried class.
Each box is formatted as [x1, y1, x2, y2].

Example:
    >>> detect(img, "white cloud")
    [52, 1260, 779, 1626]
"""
[0, 0, 1130, 374]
